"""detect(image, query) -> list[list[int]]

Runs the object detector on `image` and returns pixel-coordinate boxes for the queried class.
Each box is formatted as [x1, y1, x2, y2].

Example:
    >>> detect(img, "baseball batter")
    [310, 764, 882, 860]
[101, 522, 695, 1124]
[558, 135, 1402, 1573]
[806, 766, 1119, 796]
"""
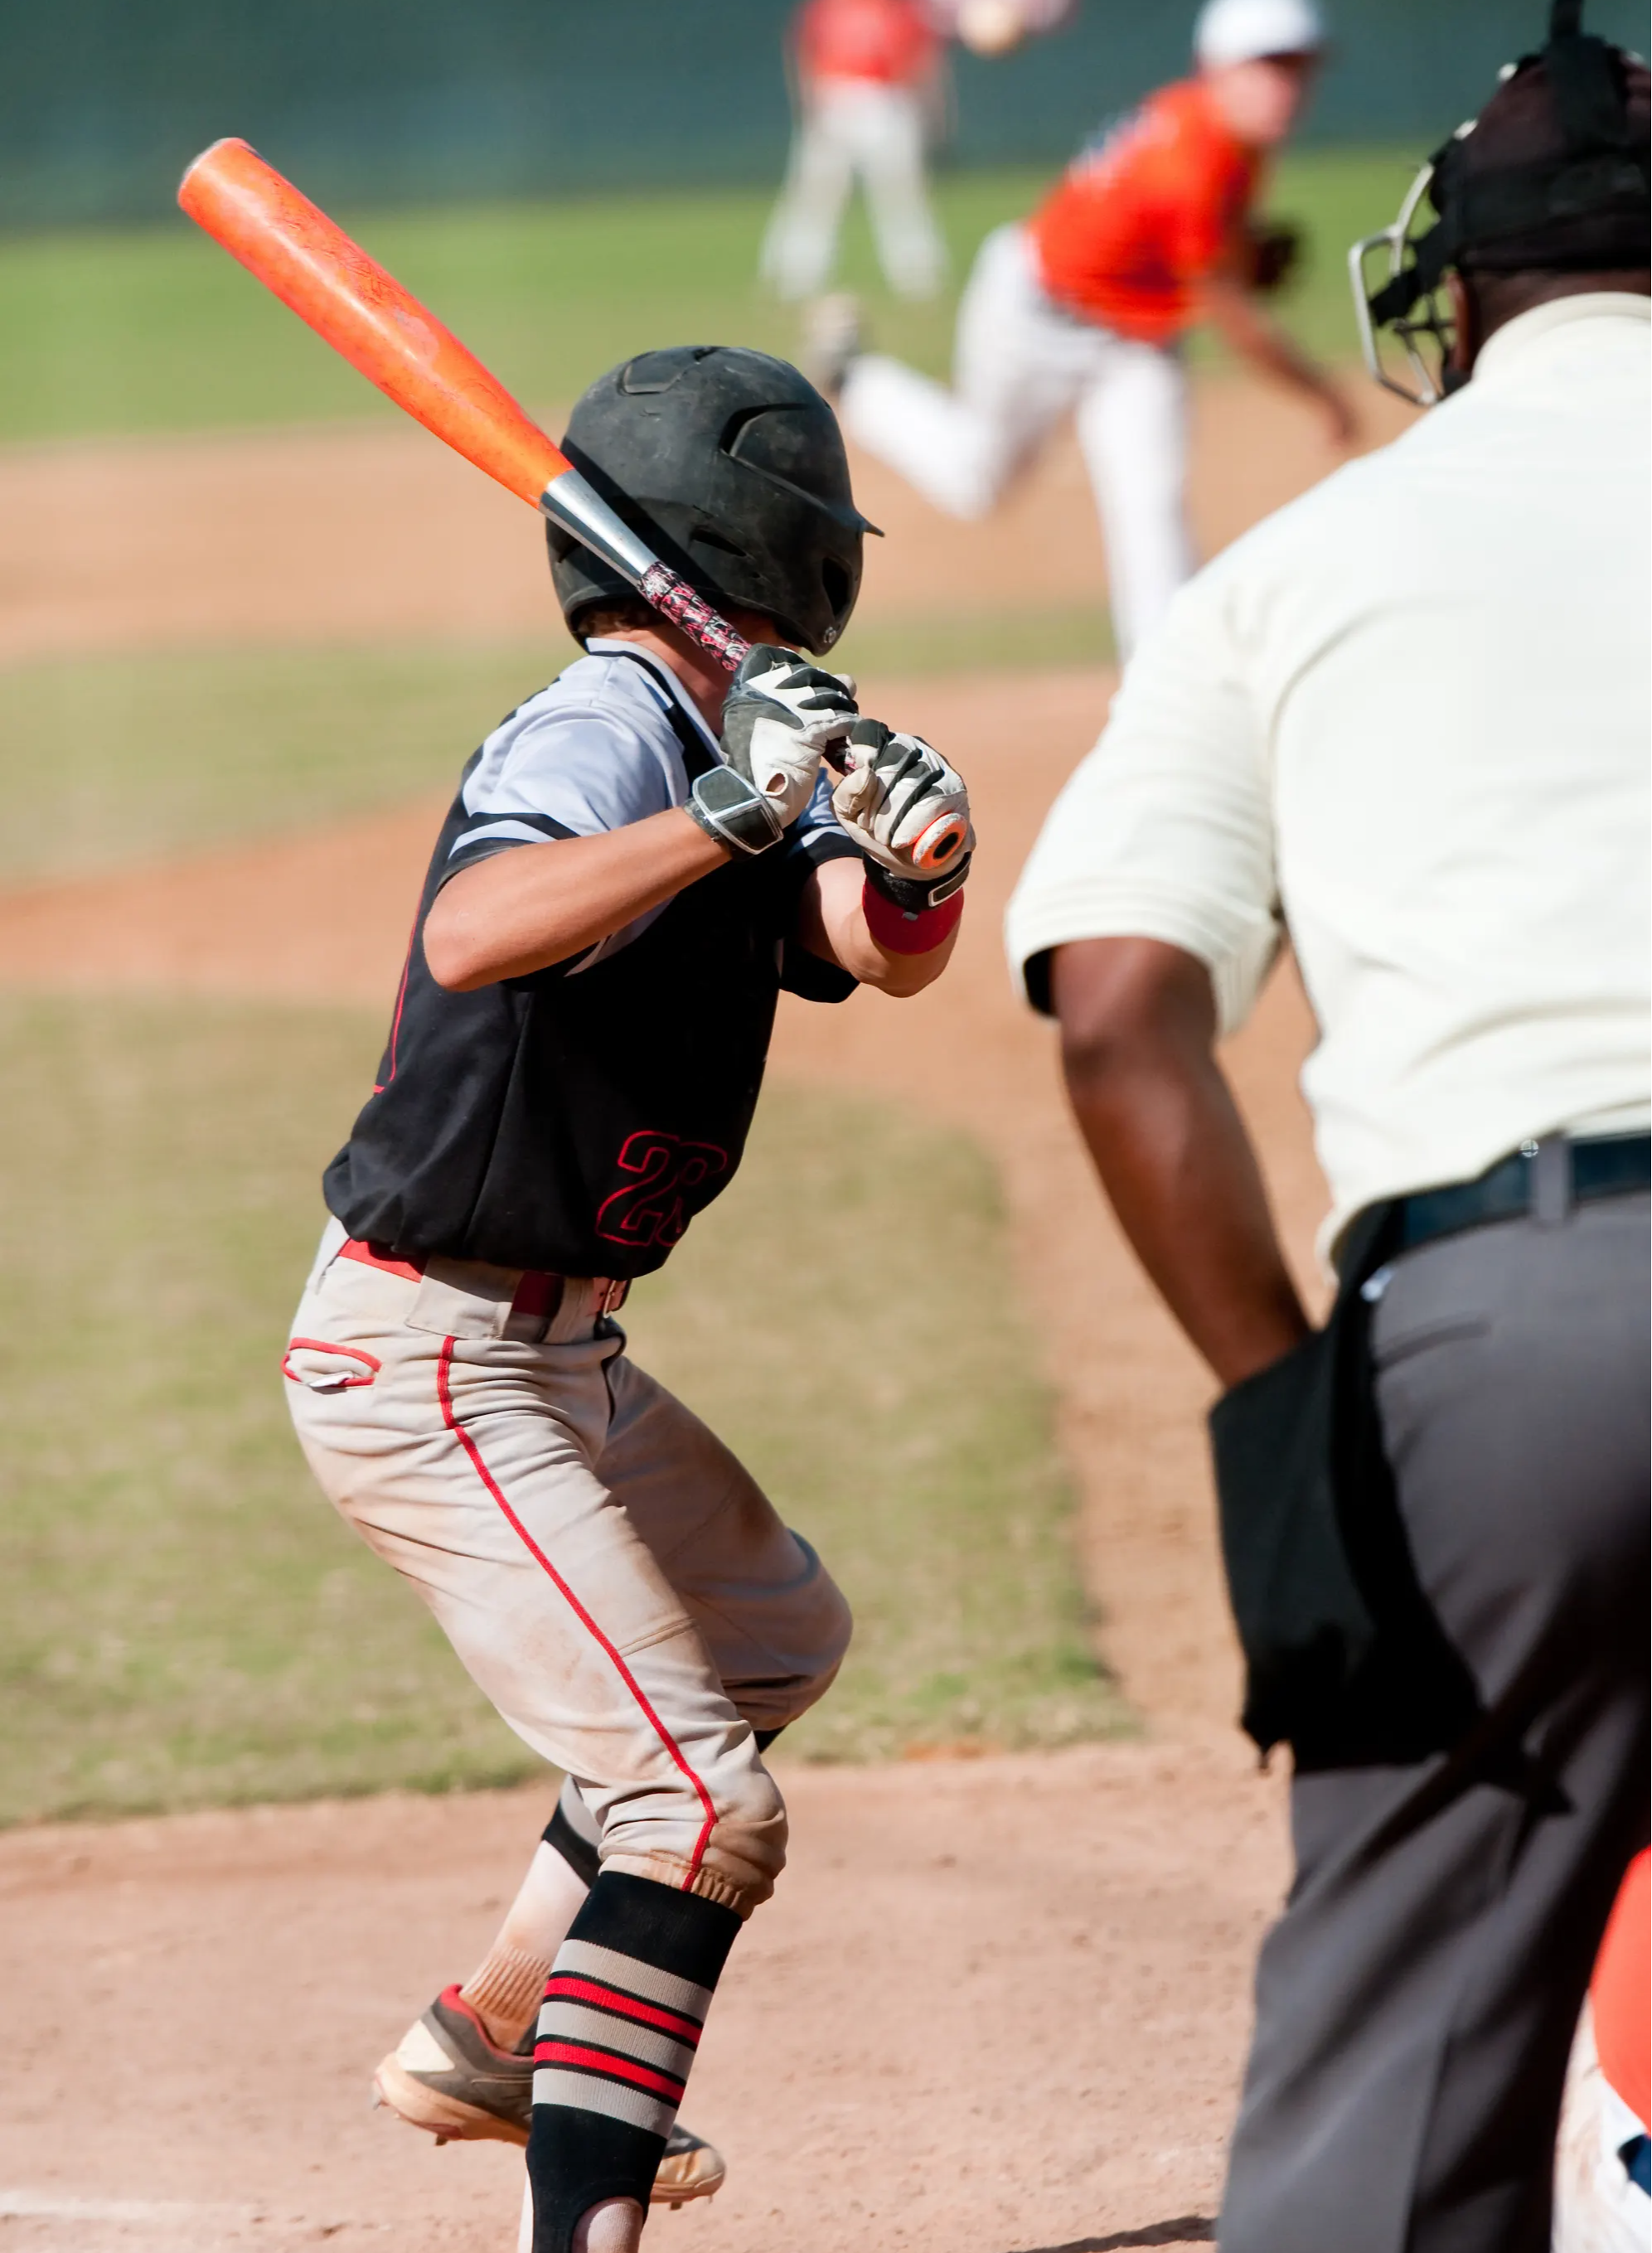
[823, 0, 1354, 657]
[282, 346, 973, 2253]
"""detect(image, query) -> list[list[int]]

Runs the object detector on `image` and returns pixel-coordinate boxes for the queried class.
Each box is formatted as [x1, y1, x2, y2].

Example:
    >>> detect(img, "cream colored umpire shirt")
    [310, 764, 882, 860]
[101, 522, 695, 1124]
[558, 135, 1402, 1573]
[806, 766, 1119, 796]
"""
[1006, 294, 1651, 1261]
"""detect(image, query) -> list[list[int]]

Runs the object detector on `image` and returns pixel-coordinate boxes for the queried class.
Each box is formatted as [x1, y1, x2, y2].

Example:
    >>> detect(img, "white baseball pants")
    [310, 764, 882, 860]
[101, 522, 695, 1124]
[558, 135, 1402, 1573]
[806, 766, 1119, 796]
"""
[840, 222, 1194, 656]
[1553, 2000, 1648, 2253]
[761, 80, 946, 302]
[283, 1222, 851, 1918]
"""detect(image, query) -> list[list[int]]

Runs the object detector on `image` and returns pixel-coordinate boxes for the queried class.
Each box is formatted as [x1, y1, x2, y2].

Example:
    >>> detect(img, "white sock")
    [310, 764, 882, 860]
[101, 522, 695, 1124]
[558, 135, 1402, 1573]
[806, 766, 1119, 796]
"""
[459, 1840, 590, 2048]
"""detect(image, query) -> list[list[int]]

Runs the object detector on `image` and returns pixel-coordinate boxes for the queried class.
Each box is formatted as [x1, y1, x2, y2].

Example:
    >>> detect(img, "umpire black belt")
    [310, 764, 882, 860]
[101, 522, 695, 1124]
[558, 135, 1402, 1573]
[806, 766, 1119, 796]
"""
[1383, 1131, 1650, 1262]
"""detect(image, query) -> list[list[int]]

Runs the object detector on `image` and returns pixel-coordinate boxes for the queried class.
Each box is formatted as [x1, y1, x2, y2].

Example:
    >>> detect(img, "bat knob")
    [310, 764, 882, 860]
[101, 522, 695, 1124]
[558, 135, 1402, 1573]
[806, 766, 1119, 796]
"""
[909, 812, 971, 873]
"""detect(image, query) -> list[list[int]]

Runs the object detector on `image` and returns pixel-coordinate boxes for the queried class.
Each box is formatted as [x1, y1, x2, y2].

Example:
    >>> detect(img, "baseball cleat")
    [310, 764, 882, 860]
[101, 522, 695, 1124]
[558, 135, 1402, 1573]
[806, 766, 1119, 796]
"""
[372, 1986, 726, 2206]
[373, 1986, 530, 2147]
[651, 2126, 727, 2210]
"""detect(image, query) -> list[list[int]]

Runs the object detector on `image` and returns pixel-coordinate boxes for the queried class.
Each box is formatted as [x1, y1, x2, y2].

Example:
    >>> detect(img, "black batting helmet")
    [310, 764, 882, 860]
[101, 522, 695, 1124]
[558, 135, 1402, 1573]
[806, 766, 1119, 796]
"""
[1350, 0, 1650, 402]
[547, 345, 877, 654]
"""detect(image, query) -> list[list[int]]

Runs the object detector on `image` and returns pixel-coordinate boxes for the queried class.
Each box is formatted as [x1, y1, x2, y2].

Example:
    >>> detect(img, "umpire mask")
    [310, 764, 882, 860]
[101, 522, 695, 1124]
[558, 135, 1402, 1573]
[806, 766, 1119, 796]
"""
[1349, 0, 1650, 404]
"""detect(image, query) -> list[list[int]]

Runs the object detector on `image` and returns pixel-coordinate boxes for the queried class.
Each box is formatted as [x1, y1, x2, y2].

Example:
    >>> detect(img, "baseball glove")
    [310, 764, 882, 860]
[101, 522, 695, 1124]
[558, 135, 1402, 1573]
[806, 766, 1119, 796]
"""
[1247, 220, 1304, 297]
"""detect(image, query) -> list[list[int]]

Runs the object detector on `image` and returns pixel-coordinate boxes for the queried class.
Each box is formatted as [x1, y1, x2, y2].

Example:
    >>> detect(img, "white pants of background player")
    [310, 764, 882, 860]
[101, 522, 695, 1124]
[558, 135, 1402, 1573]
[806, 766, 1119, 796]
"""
[761, 79, 947, 301]
[841, 221, 1194, 657]
[284, 1220, 852, 1918]
[1554, 1999, 1650, 2253]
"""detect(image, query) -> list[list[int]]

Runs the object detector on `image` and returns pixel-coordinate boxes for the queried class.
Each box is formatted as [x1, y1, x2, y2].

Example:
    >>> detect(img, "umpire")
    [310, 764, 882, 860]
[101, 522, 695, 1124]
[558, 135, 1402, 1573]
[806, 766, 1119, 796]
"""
[1005, 6, 1650, 2249]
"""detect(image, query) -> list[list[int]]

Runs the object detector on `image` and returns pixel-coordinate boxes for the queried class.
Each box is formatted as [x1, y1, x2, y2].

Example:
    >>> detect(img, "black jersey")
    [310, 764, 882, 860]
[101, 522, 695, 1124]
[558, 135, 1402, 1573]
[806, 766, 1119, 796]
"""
[324, 646, 860, 1277]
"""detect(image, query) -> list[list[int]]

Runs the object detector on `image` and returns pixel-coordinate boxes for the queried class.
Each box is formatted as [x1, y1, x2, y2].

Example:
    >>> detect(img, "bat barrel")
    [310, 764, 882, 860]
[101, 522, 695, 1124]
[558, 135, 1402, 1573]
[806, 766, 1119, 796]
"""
[180, 139, 751, 674]
[178, 138, 569, 509]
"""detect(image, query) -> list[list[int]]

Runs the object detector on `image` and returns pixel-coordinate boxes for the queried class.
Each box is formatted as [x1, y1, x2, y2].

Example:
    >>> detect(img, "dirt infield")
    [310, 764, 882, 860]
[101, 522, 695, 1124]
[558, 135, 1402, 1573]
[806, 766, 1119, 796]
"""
[0, 377, 1349, 2247]
[0, 376, 1407, 665]
[0, 1747, 1285, 2253]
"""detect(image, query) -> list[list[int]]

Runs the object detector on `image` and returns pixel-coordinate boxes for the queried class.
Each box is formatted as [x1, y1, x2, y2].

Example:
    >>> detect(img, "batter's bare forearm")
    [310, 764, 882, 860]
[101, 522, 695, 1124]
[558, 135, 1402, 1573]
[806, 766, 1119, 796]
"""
[795, 856, 960, 996]
[841, 916, 960, 996]
[1050, 937, 1310, 1388]
[424, 810, 728, 991]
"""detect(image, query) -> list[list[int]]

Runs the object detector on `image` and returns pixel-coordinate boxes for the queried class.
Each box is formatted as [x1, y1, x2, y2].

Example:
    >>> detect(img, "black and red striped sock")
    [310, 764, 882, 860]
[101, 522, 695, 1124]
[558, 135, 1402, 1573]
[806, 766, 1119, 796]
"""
[526, 1870, 740, 2253]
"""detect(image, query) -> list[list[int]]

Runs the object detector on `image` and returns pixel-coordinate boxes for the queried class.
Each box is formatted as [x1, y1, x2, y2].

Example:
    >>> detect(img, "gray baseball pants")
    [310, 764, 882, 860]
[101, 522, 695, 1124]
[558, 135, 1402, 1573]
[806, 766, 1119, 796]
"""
[1220, 1191, 1650, 2253]
[284, 1220, 852, 1918]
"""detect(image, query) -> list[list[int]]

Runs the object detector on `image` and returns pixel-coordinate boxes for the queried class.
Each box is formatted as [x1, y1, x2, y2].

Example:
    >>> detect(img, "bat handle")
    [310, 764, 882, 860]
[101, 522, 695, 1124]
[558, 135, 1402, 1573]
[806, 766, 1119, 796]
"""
[540, 467, 750, 675]
[637, 565, 751, 673]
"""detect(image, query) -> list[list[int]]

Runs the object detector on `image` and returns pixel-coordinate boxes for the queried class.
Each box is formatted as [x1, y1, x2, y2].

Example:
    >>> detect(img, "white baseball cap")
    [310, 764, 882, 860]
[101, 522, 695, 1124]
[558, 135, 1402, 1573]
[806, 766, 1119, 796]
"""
[1194, 0, 1326, 68]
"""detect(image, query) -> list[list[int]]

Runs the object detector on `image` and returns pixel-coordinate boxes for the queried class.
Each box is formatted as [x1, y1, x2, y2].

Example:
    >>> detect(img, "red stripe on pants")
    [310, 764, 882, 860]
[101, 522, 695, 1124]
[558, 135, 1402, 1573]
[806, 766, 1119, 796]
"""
[434, 1335, 719, 1886]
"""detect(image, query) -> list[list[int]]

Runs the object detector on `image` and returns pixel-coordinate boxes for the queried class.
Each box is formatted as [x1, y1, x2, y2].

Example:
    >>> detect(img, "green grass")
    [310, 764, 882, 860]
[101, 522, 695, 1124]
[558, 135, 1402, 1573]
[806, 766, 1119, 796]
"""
[0, 172, 1037, 446]
[631, 1083, 1124, 1764]
[0, 616, 1112, 888]
[0, 993, 1122, 1824]
[839, 599, 1113, 680]
[0, 640, 560, 884]
[0, 151, 1409, 446]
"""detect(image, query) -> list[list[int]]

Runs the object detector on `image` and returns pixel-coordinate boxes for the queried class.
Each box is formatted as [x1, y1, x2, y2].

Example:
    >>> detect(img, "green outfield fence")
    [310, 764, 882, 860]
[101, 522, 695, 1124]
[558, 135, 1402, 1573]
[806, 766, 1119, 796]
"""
[0, 0, 1645, 227]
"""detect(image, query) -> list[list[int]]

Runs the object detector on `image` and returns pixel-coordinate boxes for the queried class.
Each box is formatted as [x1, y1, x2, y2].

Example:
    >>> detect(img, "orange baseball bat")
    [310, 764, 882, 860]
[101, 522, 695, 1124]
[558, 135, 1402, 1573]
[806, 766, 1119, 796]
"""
[177, 138, 971, 874]
[177, 138, 751, 669]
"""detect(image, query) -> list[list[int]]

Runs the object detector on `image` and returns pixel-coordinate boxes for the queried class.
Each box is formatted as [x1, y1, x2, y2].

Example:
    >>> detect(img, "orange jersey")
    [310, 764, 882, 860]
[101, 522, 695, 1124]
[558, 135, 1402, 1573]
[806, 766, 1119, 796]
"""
[1029, 79, 1261, 346]
[795, 0, 939, 88]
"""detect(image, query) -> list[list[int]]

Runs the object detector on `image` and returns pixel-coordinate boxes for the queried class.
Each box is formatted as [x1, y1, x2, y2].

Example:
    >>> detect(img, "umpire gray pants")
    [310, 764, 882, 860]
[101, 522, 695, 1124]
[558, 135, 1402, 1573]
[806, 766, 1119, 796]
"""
[1221, 1191, 1650, 2253]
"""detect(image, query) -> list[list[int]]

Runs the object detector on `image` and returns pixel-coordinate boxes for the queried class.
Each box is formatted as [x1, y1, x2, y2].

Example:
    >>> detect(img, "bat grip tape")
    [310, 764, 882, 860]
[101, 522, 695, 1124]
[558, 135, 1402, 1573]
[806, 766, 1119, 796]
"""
[538, 468, 749, 673]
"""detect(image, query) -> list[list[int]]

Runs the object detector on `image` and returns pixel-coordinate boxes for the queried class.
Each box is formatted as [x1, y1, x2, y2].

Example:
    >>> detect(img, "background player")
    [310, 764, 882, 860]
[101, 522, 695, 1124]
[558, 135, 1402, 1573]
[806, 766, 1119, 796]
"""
[821, 0, 1354, 657]
[760, 0, 1073, 304]
[1556, 1850, 1650, 2252]
[282, 346, 974, 2253]
[761, 0, 951, 302]
[929, 0, 1075, 59]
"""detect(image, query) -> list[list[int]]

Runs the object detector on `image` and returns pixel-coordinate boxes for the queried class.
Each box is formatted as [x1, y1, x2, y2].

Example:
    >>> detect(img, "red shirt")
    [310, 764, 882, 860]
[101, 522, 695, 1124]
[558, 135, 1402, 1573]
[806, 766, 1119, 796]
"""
[795, 0, 939, 89]
[1029, 79, 1261, 346]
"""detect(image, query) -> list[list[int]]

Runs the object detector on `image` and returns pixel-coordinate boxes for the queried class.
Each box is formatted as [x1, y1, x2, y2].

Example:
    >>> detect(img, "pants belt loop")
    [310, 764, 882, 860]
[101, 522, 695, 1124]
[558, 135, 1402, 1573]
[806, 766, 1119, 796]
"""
[1530, 1134, 1572, 1228]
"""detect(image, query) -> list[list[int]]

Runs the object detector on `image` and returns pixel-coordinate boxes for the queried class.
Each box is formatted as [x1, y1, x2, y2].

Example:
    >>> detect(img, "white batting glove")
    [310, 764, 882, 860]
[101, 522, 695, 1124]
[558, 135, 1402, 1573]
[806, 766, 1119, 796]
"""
[720, 646, 858, 825]
[686, 646, 858, 860]
[831, 719, 974, 896]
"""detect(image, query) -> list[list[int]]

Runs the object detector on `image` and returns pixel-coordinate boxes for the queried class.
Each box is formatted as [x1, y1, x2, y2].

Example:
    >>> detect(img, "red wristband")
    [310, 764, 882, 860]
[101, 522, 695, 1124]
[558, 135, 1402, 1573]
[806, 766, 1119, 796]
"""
[861, 875, 966, 956]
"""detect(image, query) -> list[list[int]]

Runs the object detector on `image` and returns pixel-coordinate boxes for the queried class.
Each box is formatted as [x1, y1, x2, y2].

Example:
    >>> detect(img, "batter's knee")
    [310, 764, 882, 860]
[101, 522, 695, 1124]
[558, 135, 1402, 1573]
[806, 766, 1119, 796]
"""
[731, 1538, 854, 1736]
[798, 1557, 854, 1700]
[798, 1529, 853, 1649]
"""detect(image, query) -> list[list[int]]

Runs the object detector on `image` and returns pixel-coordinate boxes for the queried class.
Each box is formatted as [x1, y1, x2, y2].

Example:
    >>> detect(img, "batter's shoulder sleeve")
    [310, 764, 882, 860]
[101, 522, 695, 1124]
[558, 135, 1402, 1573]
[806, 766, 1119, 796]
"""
[1004, 567, 1281, 1035]
[443, 689, 677, 884]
